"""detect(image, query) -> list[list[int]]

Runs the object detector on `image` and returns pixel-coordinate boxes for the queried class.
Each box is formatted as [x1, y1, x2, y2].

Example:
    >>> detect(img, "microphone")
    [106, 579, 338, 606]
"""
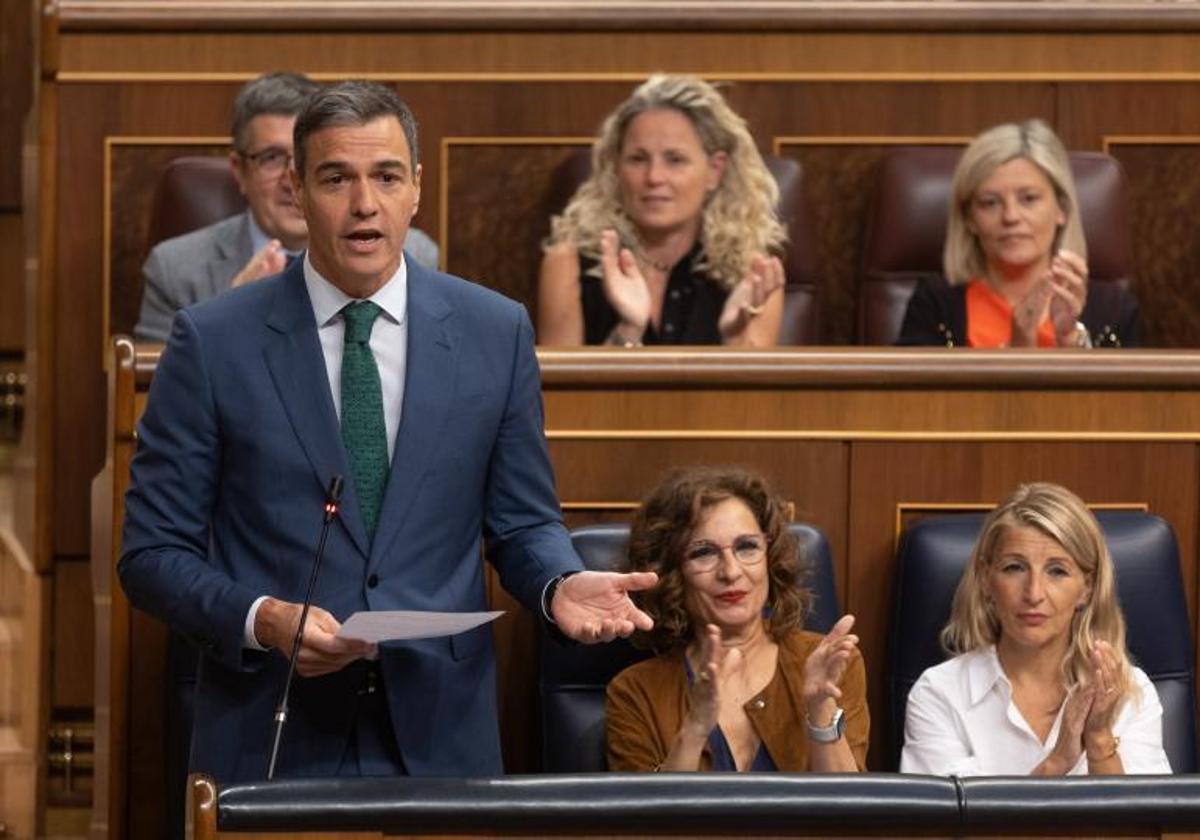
[266, 475, 344, 780]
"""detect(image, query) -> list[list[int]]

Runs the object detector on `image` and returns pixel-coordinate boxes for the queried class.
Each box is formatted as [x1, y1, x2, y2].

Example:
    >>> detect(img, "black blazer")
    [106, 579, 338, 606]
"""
[896, 274, 1139, 347]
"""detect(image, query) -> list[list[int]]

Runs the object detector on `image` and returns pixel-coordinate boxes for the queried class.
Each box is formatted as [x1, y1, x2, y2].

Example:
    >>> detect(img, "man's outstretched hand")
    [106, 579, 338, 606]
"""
[550, 570, 658, 643]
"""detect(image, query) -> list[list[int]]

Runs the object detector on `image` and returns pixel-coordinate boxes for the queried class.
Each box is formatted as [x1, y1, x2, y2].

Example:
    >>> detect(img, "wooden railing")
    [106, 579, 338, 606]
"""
[0, 522, 45, 840]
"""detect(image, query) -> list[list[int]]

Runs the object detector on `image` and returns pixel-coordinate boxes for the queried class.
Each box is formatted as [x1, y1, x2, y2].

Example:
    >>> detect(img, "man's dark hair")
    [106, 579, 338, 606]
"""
[293, 80, 420, 178]
[229, 72, 320, 153]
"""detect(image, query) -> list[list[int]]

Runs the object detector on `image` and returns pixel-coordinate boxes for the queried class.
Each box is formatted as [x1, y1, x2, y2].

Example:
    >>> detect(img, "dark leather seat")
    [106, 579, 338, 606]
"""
[544, 149, 822, 344]
[857, 146, 1136, 345]
[887, 510, 1196, 773]
[147, 155, 245, 250]
[539, 522, 842, 772]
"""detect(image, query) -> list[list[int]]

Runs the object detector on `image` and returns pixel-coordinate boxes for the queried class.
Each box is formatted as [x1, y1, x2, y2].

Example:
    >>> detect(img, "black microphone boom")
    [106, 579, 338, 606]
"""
[266, 475, 344, 780]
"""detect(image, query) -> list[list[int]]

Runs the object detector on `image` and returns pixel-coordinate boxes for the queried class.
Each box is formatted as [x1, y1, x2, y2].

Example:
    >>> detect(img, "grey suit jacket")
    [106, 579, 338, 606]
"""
[135, 213, 253, 343]
[134, 211, 442, 343]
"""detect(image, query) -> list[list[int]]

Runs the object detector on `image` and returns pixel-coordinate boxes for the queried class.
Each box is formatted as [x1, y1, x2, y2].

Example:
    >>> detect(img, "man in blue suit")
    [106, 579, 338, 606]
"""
[119, 80, 656, 782]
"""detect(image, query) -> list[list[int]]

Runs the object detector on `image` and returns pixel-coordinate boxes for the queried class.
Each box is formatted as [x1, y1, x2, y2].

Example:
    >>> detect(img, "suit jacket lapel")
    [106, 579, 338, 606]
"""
[263, 263, 372, 559]
[370, 263, 456, 566]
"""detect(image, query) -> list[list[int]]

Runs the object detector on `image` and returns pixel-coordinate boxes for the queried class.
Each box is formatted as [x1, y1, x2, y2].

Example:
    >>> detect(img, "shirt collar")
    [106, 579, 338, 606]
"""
[246, 212, 303, 261]
[966, 645, 1010, 707]
[303, 253, 408, 329]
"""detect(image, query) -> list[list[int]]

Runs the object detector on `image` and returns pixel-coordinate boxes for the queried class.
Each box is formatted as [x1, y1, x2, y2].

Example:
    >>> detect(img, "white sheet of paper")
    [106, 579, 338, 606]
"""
[337, 609, 504, 643]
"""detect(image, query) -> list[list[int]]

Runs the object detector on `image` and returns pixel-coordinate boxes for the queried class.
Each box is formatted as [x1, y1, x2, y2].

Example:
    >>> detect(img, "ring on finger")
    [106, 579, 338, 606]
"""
[744, 303, 765, 317]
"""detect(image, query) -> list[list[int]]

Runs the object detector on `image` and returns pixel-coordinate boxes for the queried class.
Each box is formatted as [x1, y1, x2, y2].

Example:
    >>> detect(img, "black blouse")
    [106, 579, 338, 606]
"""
[580, 245, 728, 345]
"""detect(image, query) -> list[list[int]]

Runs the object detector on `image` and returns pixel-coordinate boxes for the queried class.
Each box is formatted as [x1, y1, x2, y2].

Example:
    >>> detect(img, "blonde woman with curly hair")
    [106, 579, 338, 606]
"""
[539, 75, 787, 347]
[901, 483, 1170, 776]
[897, 119, 1138, 348]
[606, 467, 867, 772]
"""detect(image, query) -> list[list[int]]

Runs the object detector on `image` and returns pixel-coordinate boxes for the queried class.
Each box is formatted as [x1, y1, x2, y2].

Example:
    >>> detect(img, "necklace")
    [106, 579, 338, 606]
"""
[635, 237, 684, 273]
[642, 253, 674, 273]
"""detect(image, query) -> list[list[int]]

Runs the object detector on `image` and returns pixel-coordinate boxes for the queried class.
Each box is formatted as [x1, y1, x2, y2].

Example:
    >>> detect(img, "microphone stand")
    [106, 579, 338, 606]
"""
[266, 475, 344, 780]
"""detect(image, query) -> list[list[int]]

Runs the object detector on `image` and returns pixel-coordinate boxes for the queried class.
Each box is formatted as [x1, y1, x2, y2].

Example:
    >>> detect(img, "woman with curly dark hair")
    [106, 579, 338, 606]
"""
[605, 467, 868, 772]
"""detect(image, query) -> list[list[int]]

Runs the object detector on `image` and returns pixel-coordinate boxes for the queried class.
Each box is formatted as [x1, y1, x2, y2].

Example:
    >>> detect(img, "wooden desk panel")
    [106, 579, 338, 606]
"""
[93, 344, 1200, 839]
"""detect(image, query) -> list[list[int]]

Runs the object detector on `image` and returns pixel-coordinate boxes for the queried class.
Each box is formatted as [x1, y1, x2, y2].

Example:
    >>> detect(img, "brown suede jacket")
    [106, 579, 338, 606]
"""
[605, 629, 869, 771]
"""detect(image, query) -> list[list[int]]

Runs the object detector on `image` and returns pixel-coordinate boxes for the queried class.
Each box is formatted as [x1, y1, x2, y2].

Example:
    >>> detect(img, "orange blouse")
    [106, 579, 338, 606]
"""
[965, 280, 1056, 348]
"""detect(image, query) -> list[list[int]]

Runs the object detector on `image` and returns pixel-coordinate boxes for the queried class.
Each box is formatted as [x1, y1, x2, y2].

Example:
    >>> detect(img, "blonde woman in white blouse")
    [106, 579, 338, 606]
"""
[901, 483, 1170, 776]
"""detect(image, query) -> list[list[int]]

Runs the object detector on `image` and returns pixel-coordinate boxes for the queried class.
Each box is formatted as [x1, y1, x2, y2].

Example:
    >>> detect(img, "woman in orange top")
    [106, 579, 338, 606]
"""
[897, 120, 1137, 348]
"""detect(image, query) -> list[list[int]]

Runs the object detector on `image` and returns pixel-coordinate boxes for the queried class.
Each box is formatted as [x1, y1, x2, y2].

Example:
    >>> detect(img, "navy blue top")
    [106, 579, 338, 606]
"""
[684, 660, 779, 772]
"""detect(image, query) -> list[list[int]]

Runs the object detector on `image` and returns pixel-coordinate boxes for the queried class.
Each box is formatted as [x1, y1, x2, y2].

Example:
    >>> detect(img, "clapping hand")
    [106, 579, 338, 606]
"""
[1047, 249, 1089, 341]
[801, 614, 858, 720]
[550, 569, 658, 643]
[718, 255, 785, 340]
[1011, 279, 1055, 346]
[599, 229, 652, 342]
[232, 239, 289, 288]
[1044, 641, 1121, 774]
[1046, 680, 1093, 773]
[1082, 641, 1121, 755]
[683, 623, 746, 736]
[1011, 249, 1088, 346]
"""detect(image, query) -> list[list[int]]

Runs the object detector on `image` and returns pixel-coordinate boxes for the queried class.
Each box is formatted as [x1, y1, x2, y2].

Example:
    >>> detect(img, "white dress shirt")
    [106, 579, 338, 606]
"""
[901, 646, 1172, 776]
[242, 254, 409, 649]
[302, 254, 408, 459]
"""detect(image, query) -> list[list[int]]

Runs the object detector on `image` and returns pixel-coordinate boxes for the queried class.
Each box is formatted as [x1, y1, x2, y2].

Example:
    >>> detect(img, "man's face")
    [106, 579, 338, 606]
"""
[229, 113, 308, 250]
[292, 116, 421, 298]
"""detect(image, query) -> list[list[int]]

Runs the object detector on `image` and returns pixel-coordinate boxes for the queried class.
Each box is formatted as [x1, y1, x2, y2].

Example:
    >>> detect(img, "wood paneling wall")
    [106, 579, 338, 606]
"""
[99, 80, 1200, 346]
[0, 215, 25, 355]
[0, 0, 33, 356]
[0, 0, 32, 208]
[27, 3, 1200, 833]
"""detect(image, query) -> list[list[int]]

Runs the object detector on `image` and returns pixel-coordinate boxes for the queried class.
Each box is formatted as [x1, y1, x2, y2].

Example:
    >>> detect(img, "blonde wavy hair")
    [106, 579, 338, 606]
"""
[546, 74, 786, 290]
[942, 482, 1137, 708]
[944, 119, 1087, 286]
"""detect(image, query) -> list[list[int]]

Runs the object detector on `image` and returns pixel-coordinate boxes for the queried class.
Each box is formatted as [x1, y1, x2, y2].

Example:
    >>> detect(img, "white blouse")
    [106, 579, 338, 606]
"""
[901, 646, 1172, 776]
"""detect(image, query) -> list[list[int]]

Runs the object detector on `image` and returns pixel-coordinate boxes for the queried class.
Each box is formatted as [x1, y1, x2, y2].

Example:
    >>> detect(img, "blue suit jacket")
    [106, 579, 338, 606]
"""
[119, 259, 581, 781]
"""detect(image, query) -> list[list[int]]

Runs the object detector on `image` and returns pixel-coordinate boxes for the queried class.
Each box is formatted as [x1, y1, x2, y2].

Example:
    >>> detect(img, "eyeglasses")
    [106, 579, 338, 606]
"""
[241, 146, 292, 176]
[682, 533, 769, 573]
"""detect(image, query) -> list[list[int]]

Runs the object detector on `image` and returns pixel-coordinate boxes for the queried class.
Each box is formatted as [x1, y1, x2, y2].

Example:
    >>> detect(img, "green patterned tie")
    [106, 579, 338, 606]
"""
[340, 301, 388, 540]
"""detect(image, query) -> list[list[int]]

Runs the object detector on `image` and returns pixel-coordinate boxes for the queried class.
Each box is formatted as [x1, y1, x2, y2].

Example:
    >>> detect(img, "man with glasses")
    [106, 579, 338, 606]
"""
[134, 72, 439, 343]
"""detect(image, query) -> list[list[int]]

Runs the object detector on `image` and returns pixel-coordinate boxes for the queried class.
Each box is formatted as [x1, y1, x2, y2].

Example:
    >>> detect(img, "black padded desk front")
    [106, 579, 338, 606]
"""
[189, 773, 1200, 838]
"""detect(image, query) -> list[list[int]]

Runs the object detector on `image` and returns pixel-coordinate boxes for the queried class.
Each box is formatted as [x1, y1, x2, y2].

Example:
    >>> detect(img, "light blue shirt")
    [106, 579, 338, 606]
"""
[246, 212, 303, 264]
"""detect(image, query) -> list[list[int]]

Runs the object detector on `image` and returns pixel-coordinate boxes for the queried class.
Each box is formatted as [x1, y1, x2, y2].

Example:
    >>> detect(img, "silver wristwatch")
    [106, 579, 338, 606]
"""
[806, 707, 846, 743]
[1066, 320, 1093, 348]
